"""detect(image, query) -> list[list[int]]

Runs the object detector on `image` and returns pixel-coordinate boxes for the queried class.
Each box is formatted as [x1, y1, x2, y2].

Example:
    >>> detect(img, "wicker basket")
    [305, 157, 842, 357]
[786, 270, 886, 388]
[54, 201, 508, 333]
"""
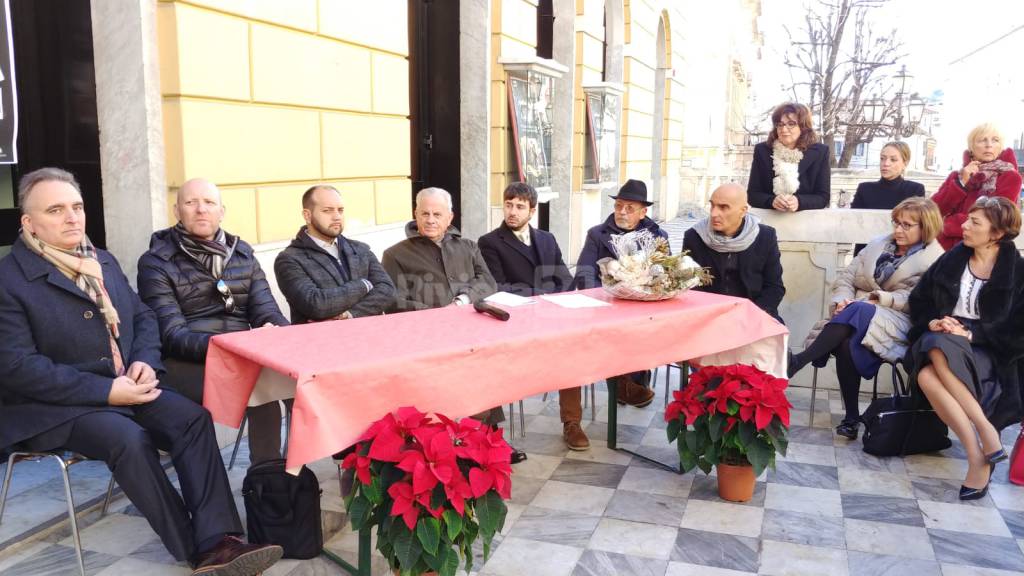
[602, 282, 680, 301]
[601, 275, 702, 301]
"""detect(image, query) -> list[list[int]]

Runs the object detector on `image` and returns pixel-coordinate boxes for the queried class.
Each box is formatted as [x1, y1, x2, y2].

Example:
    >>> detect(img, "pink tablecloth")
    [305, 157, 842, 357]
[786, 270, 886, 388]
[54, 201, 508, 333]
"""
[204, 288, 788, 469]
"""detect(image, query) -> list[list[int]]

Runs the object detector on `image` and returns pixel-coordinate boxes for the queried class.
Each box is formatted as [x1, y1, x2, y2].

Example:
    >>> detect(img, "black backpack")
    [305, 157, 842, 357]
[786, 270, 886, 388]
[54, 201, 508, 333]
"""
[861, 362, 952, 457]
[242, 459, 323, 559]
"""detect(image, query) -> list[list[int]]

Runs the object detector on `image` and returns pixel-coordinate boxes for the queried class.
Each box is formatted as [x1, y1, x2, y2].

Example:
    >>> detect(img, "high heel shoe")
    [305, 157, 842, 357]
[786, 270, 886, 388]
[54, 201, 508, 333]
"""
[959, 462, 995, 501]
[987, 449, 1008, 464]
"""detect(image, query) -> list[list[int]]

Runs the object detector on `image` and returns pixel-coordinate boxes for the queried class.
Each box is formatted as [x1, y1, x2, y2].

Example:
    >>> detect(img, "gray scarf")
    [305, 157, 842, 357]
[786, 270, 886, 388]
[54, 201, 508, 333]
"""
[692, 213, 761, 253]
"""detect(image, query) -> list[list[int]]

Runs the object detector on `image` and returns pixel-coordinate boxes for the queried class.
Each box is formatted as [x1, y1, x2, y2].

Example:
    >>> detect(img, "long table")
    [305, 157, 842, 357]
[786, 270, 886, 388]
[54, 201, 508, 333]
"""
[203, 288, 787, 575]
[205, 288, 787, 468]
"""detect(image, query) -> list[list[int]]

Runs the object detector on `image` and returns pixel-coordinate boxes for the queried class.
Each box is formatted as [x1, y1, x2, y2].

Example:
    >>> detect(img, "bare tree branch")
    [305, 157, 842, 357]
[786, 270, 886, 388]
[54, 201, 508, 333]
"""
[782, 0, 906, 167]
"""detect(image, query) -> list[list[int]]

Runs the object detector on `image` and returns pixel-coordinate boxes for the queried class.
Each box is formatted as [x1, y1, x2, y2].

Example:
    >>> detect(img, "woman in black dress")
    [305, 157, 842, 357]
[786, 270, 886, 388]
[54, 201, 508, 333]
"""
[747, 103, 831, 212]
[905, 196, 1024, 500]
[851, 141, 925, 210]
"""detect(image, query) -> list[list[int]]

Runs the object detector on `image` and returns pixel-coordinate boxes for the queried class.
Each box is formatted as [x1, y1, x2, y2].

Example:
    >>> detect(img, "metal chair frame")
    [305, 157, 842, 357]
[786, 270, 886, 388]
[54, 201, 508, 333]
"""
[809, 359, 902, 428]
[0, 451, 117, 576]
[228, 400, 293, 470]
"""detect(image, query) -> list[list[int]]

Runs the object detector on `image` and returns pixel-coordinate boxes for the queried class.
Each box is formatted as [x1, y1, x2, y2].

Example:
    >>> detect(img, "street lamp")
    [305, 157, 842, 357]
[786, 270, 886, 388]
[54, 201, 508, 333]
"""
[862, 97, 885, 125]
[891, 65, 926, 141]
[906, 96, 926, 133]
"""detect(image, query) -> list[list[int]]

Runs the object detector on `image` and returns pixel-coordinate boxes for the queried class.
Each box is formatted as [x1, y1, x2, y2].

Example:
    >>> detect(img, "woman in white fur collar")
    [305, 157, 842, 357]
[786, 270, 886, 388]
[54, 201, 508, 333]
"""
[746, 102, 832, 212]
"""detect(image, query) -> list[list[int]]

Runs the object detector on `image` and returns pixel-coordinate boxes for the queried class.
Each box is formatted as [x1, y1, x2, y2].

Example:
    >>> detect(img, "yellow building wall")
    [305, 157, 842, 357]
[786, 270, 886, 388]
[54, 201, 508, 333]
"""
[158, 0, 412, 245]
[490, 0, 540, 211]
[620, 1, 687, 217]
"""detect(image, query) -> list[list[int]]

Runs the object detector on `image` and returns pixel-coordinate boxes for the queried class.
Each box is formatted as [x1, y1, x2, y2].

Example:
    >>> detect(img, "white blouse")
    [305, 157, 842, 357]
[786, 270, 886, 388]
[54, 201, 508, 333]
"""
[952, 264, 986, 320]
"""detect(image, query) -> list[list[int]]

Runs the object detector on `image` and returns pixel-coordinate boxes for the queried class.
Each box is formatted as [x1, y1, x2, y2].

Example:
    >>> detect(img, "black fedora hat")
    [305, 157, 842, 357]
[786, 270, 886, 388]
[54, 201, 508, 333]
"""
[609, 179, 653, 206]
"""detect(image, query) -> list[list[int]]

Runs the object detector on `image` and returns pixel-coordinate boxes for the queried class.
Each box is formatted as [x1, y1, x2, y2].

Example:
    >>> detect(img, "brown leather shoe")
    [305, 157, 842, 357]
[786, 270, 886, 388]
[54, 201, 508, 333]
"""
[563, 421, 590, 451]
[191, 536, 283, 576]
[619, 380, 655, 408]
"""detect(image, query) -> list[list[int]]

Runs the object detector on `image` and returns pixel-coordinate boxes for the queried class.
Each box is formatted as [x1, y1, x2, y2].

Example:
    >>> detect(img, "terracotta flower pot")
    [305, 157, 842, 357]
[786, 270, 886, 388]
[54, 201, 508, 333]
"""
[716, 461, 756, 502]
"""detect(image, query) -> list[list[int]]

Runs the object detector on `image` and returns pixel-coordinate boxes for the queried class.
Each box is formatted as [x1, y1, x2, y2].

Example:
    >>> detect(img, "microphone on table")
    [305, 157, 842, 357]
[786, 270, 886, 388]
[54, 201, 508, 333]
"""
[473, 300, 511, 322]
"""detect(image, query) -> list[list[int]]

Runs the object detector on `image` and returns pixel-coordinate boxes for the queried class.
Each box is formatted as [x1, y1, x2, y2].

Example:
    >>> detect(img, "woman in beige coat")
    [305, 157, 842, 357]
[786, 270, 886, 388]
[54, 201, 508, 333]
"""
[788, 197, 944, 439]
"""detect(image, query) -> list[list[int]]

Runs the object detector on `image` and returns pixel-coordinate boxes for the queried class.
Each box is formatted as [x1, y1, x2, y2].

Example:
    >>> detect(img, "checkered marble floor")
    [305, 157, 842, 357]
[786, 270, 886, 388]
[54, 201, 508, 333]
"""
[2, 373, 1023, 576]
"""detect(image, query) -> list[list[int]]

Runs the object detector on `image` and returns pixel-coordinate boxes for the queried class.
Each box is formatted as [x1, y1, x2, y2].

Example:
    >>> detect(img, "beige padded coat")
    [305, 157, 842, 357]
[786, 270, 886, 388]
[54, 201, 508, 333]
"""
[803, 235, 944, 362]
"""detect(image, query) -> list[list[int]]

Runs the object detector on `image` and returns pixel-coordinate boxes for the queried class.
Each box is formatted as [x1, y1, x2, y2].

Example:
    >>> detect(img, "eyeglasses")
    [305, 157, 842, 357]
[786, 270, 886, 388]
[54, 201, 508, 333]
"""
[891, 220, 919, 231]
[216, 279, 236, 313]
[614, 202, 642, 215]
[775, 121, 799, 130]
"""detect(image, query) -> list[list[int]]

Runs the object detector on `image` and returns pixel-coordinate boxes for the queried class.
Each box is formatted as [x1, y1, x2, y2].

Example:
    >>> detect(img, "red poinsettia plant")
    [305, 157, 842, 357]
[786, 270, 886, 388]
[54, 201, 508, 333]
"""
[665, 364, 791, 477]
[341, 406, 513, 576]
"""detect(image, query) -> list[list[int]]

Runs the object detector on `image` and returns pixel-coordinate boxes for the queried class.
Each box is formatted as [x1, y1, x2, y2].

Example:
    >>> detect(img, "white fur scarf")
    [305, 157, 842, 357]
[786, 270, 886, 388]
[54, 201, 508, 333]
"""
[771, 141, 803, 196]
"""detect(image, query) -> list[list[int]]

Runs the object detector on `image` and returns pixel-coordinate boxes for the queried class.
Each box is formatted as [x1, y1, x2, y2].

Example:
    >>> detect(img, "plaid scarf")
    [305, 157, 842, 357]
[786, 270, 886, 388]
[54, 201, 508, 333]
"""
[968, 157, 1016, 195]
[873, 240, 923, 285]
[172, 222, 233, 278]
[21, 228, 125, 376]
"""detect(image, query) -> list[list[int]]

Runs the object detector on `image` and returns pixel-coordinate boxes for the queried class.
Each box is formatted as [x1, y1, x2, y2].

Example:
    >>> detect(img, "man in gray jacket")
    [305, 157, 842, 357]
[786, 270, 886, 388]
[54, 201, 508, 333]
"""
[381, 187, 507, 432]
[274, 185, 395, 324]
[382, 187, 496, 312]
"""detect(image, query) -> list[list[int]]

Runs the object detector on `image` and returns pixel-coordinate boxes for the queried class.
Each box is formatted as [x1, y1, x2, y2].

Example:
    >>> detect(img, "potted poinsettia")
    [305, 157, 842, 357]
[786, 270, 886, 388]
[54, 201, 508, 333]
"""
[665, 364, 791, 502]
[341, 407, 512, 576]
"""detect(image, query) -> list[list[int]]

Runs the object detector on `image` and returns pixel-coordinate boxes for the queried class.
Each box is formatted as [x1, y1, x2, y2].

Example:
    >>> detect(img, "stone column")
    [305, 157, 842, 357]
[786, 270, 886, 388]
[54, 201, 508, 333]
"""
[602, 1, 625, 219]
[547, 0, 576, 252]
[459, 0, 490, 240]
[91, 0, 167, 284]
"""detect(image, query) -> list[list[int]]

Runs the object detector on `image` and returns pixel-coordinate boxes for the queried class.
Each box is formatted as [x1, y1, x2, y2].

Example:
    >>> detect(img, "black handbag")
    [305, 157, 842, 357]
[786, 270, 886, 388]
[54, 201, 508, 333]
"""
[242, 458, 323, 559]
[861, 362, 952, 457]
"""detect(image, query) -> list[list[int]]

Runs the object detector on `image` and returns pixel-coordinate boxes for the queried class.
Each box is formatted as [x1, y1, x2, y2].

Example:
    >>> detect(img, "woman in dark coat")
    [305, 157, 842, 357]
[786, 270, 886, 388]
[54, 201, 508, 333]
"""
[747, 102, 831, 211]
[905, 196, 1024, 500]
[851, 141, 926, 255]
[851, 141, 926, 210]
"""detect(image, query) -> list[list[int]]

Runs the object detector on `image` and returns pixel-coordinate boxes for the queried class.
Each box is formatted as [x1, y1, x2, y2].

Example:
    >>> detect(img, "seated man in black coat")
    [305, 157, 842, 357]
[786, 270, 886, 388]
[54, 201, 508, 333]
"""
[684, 183, 786, 322]
[573, 179, 668, 408]
[0, 168, 281, 574]
[274, 185, 395, 324]
[478, 183, 588, 450]
[137, 178, 290, 465]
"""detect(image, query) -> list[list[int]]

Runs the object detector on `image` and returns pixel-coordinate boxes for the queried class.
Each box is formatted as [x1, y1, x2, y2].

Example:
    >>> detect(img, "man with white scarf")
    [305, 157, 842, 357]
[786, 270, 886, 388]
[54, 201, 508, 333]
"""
[683, 183, 786, 323]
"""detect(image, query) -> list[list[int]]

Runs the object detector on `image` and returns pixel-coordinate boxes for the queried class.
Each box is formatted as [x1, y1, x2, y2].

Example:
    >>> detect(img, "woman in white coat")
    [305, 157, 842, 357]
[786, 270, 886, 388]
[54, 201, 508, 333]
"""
[788, 197, 945, 439]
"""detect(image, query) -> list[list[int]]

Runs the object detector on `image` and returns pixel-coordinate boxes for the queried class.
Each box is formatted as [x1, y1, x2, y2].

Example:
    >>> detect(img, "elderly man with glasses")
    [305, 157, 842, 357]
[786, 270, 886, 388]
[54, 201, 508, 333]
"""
[572, 179, 668, 407]
[137, 177, 289, 466]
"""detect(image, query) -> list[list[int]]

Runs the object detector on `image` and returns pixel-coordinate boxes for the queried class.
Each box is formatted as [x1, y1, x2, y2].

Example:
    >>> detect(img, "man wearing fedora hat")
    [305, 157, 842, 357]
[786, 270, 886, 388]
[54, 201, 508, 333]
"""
[572, 179, 667, 407]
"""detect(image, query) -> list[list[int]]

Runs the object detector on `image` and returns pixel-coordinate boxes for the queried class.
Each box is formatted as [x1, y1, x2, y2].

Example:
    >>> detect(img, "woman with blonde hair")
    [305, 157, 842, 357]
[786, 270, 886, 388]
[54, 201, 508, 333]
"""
[788, 197, 945, 439]
[851, 141, 926, 209]
[932, 123, 1021, 250]
[747, 102, 832, 212]
[905, 196, 1024, 499]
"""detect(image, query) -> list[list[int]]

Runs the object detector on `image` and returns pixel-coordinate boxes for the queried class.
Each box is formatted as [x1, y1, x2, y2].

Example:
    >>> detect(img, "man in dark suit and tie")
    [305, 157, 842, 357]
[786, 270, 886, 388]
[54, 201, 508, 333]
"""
[478, 182, 589, 450]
